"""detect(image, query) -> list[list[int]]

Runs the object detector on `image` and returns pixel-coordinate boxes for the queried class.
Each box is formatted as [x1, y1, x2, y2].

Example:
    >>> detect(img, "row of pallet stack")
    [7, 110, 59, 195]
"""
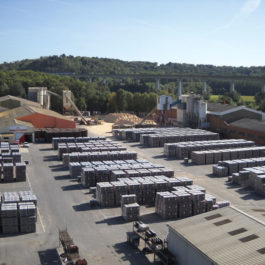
[0, 191, 37, 234]
[96, 176, 193, 207]
[164, 139, 254, 159]
[0, 142, 22, 164]
[229, 167, 265, 196]
[112, 127, 219, 147]
[62, 151, 138, 166]
[52, 136, 106, 150]
[213, 157, 265, 177]
[58, 140, 126, 160]
[0, 162, 27, 182]
[191, 146, 265, 165]
[77, 160, 174, 187]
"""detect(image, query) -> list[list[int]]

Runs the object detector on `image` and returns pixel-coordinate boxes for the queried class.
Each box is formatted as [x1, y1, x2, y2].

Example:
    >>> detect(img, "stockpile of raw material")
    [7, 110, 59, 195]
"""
[103, 113, 156, 126]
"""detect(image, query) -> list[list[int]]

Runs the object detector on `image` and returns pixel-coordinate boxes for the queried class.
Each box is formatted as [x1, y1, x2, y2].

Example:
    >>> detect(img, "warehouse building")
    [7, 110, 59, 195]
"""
[167, 206, 265, 265]
[0, 101, 75, 143]
[207, 103, 265, 145]
[0, 95, 41, 110]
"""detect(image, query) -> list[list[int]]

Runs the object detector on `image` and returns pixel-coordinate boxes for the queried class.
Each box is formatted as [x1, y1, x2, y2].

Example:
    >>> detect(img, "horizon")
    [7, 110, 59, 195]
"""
[1, 0, 265, 67]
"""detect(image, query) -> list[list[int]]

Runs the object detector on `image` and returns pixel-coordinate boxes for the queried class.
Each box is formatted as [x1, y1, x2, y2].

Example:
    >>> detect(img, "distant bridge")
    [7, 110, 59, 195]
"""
[51, 72, 265, 94]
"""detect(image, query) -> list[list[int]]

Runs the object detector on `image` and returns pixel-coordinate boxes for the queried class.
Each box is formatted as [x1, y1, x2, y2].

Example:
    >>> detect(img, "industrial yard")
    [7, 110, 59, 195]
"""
[0, 90, 265, 265]
[1, 123, 265, 265]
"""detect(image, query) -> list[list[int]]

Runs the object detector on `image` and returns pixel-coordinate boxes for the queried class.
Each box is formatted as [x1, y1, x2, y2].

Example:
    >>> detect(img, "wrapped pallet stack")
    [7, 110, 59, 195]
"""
[18, 202, 37, 233]
[96, 182, 115, 207]
[1, 203, 19, 234]
[121, 194, 140, 222]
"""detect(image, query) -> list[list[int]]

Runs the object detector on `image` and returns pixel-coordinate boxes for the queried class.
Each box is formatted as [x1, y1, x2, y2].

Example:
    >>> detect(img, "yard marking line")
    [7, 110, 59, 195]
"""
[37, 208, 45, 233]
[27, 172, 45, 233]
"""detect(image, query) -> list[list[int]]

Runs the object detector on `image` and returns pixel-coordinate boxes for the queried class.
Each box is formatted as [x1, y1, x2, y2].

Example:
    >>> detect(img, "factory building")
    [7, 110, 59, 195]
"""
[0, 95, 76, 143]
[207, 103, 265, 145]
[167, 206, 265, 265]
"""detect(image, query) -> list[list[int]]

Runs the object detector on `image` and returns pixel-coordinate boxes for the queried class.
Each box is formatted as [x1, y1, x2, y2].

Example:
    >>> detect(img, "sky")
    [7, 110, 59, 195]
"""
[0, 0, 265, 66]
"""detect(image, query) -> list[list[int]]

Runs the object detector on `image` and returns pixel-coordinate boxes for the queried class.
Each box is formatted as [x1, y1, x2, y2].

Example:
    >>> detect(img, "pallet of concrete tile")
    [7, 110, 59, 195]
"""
[205, 193, 216, 211]
[191, 151, 205, 165]
[121, 194, 137, 208]
[81, 167, 96, 187]
[212, 165, 229, 177]
[18, 202, 37, 233]
[15, 162, 26, 182]
[19, 191, 37, 205]
[155, 192, 178, 219]
[110, 170, 126, 182]
[186, 185, 206, 193]
[112, 181, 128, 206]
[95, 166, 109, 183]
[177, 177, 193, 186]
[126, 181, 142, 204]
[2, 192, 20, 204]
[96, 182, 115, 207]
[172, 191, 192, 218]
[3, 163, 14, 182]
[69, 162, 82, 178]
[1, 203, 19, 234]
[12, 152, 21, 163]
[122, 203, 140, 222]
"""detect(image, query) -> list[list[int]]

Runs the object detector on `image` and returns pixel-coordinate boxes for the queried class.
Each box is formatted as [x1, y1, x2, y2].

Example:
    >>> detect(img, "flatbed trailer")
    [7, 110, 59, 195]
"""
[127, 222, 177, 265]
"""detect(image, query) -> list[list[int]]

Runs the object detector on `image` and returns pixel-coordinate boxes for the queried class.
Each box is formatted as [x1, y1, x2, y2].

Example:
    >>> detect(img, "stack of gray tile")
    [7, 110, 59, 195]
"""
[213, 157, 265, 177]
[121, 194, 139, 221]
[140, 180, 156, 205]
[189, 190, 206, 215]
[96, 182, 115, 207]
[155, 192, 178, 219]
[1, 203, 18, 234]
[110, 170, 126, 181]
[112, 181, 128, 206]
[126, 180, 142, 204]
[18, 202, 36, 233]
[2, 192, 20, 204]
[122, 203, 140, 222]
[12, 152, 21, 163]
[192, 146, 265, 165]
[212, 165, 229, 177]
[3, 163, 14, 182]
[81, 167, 96, 188]
[19, 191, 37, 205]
[165, 139, 254, 159]
[69, 162, 82, 178]
[172, 190, 193, 218]
[15, 162, 26, 182]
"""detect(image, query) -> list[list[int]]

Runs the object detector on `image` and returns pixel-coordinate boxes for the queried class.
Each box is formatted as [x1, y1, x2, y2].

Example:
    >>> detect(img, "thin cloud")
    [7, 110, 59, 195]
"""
[219, 0, 262, 30]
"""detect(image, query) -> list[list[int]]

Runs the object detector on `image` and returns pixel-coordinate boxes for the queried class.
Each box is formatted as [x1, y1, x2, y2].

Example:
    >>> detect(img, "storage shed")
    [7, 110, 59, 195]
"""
[167, 206, 265, 265]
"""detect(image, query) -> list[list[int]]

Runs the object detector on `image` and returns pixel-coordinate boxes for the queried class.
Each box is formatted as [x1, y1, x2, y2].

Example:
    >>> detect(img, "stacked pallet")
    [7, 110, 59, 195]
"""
[63, 151, 138, 167]
[113, 127, 219, 147]
[155, 192, 178, 219]
[1, 203, 18, 234]
[15, 162, 27, 182]
[230, 166, 265, 196]
[96, 176, 194, 207]
[81, 167, 96, 188]
[112, 181, 128, 206]
[96, 182, 115, 207]
[192, 146, 265, 165]
[164, 139, 254, 158]
[52, 136, 106, 150]
[77, 160, 174, 187]
[213, 157, 265, 177]
[121, 194, 139, 221]
[19, 202, 36, 233]
[3, 163, 14, 182]
[19, 191, 37, 205]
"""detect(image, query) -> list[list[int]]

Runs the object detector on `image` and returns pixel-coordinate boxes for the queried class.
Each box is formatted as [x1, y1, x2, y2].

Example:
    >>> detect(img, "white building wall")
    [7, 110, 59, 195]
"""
[167, 227, 217, 265]
[157, 95, 173, 110]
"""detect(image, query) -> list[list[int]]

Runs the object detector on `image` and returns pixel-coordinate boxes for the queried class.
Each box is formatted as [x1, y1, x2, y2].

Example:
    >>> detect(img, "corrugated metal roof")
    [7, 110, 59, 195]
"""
[0, 95, 41, 108]
[207, 103, 237, 113]
[28, 105, 73, 121]
[168, 206, 265, 265]
[230, 118, 265, 133]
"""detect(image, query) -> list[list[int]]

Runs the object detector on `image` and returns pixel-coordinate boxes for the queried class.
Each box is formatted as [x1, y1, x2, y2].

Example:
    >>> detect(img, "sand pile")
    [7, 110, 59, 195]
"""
[103, 113, 156, 126]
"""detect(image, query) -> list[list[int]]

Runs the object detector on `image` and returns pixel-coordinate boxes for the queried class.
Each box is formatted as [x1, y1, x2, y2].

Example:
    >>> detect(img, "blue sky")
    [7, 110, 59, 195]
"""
[0, 0, 264, 66]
